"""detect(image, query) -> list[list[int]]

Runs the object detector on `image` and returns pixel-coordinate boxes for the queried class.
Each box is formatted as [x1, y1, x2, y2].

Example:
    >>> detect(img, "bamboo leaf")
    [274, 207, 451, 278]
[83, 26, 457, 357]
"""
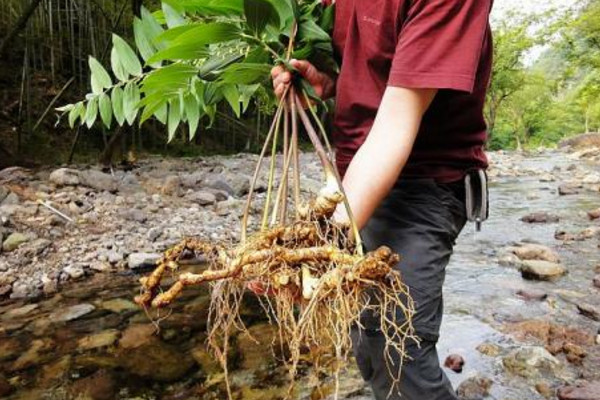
[220, 63, 272, 84]
[199, 53, 245, 80]
[155, 103, 168, 124]
[172, 23, 240, 47]
[222, 84, 241, 117]
[177, 0, 243, 16]
[99, 93, 113, 128]
[142, 64, 198, 94]
[162, 2, 186, 29]
[56, 104, 74, 113]
[147, 43, 209, 64]
[141, 6, 166, 49]
[111, 47, 129, 82]
[113, 34, 143, 77]
[184, 94, 201, 140]
[89, 57, 112, 95]
[244, 0, 279, 35]
[298, 18, 330, 42]
[168, 98, 181, 142]
[85, 97, 98, 128]
[239, 84, 259, 112]
[68, 102, 84, 128]
[111, 87, 125, 126]
[124, 82, 141, 125]
[134, 18, 157, 63]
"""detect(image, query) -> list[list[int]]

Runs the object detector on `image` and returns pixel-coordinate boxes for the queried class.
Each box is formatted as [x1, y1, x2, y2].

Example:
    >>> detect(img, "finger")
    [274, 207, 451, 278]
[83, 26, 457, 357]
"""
[290, 59, 317, 80]
[274, 83, 286, 99]
[270, 65, 285, 79]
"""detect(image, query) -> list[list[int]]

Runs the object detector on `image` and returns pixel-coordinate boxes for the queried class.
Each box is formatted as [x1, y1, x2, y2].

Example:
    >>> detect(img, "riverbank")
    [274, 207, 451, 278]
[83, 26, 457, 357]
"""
[0, 147, 599, 399]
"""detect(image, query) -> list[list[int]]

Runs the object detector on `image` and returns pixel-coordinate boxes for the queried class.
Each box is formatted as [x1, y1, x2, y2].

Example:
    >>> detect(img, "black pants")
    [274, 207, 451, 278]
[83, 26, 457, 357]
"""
[351, 179, 467, 400]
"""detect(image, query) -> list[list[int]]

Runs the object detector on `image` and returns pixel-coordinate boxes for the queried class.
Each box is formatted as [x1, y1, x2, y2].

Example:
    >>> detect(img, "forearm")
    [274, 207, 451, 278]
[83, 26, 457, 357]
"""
[338, 87, 437, 229]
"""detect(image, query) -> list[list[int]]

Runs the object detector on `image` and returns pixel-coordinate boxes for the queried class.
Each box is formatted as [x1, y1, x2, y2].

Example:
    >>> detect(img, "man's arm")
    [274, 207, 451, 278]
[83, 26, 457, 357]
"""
[335, 87, 437, 229]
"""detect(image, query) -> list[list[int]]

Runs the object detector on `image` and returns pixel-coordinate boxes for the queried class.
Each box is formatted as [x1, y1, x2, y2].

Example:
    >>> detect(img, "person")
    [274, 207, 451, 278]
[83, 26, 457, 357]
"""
[270, 0, 494, 399]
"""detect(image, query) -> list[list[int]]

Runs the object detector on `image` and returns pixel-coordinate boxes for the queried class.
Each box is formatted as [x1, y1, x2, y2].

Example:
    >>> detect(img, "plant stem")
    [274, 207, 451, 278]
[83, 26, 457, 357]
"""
[290, 87, 301, 219]
[261, 103, 284, 230]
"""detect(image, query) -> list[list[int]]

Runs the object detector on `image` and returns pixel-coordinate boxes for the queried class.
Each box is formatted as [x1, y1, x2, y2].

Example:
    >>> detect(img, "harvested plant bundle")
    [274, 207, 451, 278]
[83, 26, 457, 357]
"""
[61, 0, 417, 397]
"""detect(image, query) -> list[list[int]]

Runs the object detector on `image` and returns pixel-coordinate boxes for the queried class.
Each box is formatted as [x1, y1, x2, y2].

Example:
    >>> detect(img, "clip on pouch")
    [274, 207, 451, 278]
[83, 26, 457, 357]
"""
[465, 169, 488, 231]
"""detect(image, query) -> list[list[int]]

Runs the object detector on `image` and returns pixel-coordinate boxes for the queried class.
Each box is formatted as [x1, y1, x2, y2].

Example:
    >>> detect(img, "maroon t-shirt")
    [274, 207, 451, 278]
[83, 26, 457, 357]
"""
[332, 0, 493, 182]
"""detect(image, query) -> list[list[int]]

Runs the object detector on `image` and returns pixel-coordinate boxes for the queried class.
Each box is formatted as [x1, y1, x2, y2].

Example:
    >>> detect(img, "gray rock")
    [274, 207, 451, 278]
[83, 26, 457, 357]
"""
[205, 174, 250, 197]
[577, 303, 600, 322]
[147, 227, 161, 242]
[49, 168, 80, 186]
[503, 347, 560, 378]
[188, 191, 216, 206]
[79, 170, 118, 192]
[508, 244, 561, 263]
[128, 252, 161, 269]
[1, 193, 19, 206]
[119, 209, 148, 223]
[456, 375, 493, 400]
[63, 265, 86, 280]
[558, 381, 600, 400]
[520, 212, 559, 224]
[558, 183, 581, 196]
[593, 275, 600, 289]
[520, 260, 567, 281]
[49, 303, 95, 322]
[10, 281, 38, 299]
[0, 186, 8, 203]
[2, 232, 29, 252]
[162, 175, 182, 196]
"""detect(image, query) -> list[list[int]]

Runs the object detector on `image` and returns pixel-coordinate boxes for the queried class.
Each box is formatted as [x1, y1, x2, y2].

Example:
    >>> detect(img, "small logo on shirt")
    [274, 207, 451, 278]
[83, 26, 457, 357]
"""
[363, 16, 382, 26]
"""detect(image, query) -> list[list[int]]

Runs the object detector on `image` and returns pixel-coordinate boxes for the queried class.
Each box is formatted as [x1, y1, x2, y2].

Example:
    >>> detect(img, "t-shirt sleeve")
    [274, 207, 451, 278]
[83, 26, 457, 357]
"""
[388, 0, 492, 93]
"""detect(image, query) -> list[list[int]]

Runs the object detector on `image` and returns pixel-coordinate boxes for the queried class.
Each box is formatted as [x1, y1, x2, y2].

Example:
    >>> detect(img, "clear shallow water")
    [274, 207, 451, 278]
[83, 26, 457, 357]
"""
[1, 151, 599, 400]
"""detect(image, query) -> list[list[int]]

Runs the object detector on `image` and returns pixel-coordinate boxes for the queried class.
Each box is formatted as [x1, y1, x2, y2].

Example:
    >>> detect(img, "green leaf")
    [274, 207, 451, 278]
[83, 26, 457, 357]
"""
[319, 4, 335, 33]
[85, 97, 98, 128]
[244, 0, 279, 35]
[184, 94, 201, 140]
[177, 0, 243, 16]
[199, 53, 245, 80]
[239, 84, 259, 112]
[147, 43, 209, 64]
[162, 2, 186, 29]
[56, 104, 74, 113]
[298, 18, 330, 42]
[203, 82, 224, 105]
[68, 102, 84, 128]
[142, 64, 198, 94]
[267, 0, 295, 31]
[172, 23, 240, 47]
[111, 47, 129, 82]
[222, 84, 241, 117]
[99, 93, 113, 128]
[155, 103, 168, 124]
[89, 57, 112, 95]
[111, 87, 125, 126]
[139, 93, 169, 125]
[113, 35, 143, 77]
[168, 98, 182, 142]
[220, 63, 271, 84]
[204, 104, 217, 128]
[134, 18, 156, 63]
[124, 82, 141, 125]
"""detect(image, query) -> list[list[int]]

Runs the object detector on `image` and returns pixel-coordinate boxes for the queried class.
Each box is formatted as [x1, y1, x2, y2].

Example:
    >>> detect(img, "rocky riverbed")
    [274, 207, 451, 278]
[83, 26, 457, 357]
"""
[0, 146, 599, 399]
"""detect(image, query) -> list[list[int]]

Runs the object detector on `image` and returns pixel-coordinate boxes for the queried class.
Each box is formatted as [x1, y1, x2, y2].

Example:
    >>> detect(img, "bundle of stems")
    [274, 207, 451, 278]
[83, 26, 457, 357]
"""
[135, 25, 417, 400]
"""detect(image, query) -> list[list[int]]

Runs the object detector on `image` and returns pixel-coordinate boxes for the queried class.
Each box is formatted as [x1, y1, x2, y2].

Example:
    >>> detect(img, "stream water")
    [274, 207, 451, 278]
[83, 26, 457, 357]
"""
[1, 151, 599, 400]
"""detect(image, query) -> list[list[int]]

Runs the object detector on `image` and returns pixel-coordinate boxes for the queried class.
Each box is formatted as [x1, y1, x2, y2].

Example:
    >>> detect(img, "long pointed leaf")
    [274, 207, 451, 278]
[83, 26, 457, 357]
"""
[99, 93, 113, 128]
[111, 87, 125, 126]
[89, 57, 112, 94]
[113, 35, 143, 77]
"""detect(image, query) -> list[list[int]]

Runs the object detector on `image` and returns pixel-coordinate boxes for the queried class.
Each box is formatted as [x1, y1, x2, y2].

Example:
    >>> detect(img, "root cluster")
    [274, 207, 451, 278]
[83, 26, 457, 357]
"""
[135, 187, 417, 399]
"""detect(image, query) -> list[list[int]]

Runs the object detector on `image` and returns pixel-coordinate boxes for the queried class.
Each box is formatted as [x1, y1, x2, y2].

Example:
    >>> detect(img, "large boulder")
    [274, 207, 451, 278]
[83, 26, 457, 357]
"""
[79, 170, 118, 192]
[559, 133, 600, 149]
[503, 347, 560, 379]
[558, 382, 600, 400]
[508, 244, 561, 263]
[49, 168, 80, 186]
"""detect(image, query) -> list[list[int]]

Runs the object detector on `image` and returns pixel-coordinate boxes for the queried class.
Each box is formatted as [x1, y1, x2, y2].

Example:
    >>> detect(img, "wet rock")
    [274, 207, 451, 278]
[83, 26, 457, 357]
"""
[188, 191, 217, 206]
[520, 212, 559, 223]
[127, 252, 161, 269]
[23, 238, 52, 257]
[516, 289, 548, 301]
[593, 275, 600, 289]
[535, 382, 553, 398]
[563, 343, 587, 365]
[1, 192, 19, 206]
[2, 232, 29, 252]
[558, 183, 582, 195]
[11, 338, 55, 371]
[577, 303, 600, 322]
[119, 208, 148, 223]
[206, 174, 250, 197]
[583, 173, 600, 184]
[520, 260, 567, 281]
[3, 303, 39, 320]
[0, 375, 13, 397]
[191, 345, 222, 375]
[10, 280, 39, 299]
[70, 370, 117, 400]
[237, 323, 280, 371]
[588, 208, 600, 220]
[119, 324, 156, 349]
[78, 329, 120, 351]
[444, 354, 465, 373]
[49, 303, 95, 322]
[121, 342, 195, 382]
[558, 381, 600, 400]
[456, 375, 493, 400]
[62, 264, 86, 280]
[502, 347, 560, 378]
[101, 298, 138, 313]
[0, 186, 8, 202]
[476, 343, 501, 357]
[0, 338, 22, 361]
[41, 356, 71, 384]
[49, 168, 80, 186]
[162, 175, 182, 196]
[509, 243, 560, 263]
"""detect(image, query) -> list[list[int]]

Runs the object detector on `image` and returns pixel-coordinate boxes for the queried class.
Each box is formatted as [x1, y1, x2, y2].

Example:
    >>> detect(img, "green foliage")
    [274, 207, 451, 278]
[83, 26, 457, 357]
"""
[59, 0, 336, 142]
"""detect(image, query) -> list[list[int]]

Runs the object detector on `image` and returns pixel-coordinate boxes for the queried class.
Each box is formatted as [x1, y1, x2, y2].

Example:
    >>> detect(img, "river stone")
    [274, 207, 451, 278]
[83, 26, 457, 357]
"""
[70, 370, 117, 400]
[3, 303, 39, 319]
[516, 289, 548, 301]
[444, 354, 465, 373]
[121, 342, 195, 382]
[520, 260, 567, 281]
[0, 375, 12, 397]
[1, 192, 19, 206]
[77, 330, 119, 351]
[476, 343, 501, 357]
[0, 338, 22, 361]
[509, 244, 561, 263]
[456, 375, 493, 400]
[63, 264, 85, 280]
[79, 170, 118, 192]
[49, 168, 80, 186]
[593, 275, 600, 289]
[2, 232, 29, 252]
[558, 382, 600, 400]
[520, 212, 560, 224]
[588, 208, 600, 220]
[237, 323, 280, 371]
[49, 303, 95, 322]
[188, 191, 217, 206]
[119, 324, 156, 349]
[0, 186, 8, 203]
[101, 298, 138, 313]
[559, 183, 582, 195]
[127, 252, 161, 269]
[503, 347, 560, 378]
[11, 339, 55, 371]
[577, 303, 600, 322]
